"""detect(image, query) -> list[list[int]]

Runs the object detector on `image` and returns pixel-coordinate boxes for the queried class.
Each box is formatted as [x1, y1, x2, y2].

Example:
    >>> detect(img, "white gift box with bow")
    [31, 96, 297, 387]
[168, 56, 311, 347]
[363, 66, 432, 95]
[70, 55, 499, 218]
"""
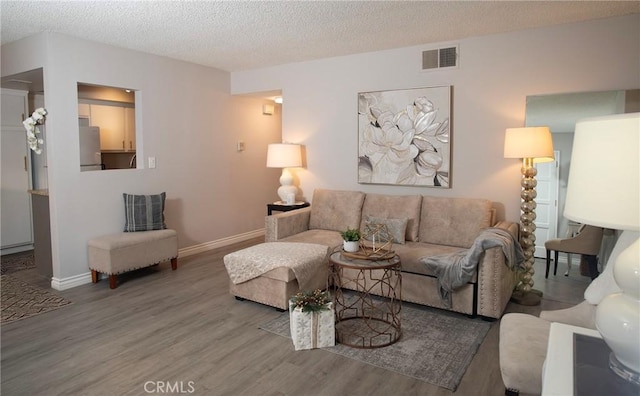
[289, 301, 335, 350]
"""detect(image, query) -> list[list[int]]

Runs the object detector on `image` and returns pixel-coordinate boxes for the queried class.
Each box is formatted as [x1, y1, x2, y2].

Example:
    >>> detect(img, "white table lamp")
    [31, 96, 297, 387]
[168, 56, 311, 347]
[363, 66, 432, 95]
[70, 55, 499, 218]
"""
[564, 112, 640, 384]
[504, 126, 554, 305]
[267, 143, 302, 204]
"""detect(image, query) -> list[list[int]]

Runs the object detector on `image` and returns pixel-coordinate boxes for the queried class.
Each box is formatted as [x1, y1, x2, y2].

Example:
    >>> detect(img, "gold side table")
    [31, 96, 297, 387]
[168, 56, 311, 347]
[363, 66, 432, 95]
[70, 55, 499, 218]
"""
[329, 251, 401, 348]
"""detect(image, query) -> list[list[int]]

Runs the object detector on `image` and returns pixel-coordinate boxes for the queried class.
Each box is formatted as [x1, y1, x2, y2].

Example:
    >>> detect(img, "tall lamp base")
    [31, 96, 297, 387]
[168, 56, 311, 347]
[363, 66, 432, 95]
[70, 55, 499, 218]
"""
[510, 288, 543, 306]
[511, 157, 544, 307]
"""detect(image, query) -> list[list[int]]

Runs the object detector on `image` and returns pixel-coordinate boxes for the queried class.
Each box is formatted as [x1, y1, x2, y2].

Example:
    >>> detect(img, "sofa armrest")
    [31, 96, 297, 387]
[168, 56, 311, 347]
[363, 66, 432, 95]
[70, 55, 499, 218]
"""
[477, 220, 520, 318]
[494, 220, 519, 241]
[265, 207, 312, 242]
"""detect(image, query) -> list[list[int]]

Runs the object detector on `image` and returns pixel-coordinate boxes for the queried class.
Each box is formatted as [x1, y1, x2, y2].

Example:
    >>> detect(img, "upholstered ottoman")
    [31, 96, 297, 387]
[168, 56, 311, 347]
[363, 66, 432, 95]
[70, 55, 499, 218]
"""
[224, 242, 330, 310]
[499, 313, 551, 395]
[88, 229, 178, 289]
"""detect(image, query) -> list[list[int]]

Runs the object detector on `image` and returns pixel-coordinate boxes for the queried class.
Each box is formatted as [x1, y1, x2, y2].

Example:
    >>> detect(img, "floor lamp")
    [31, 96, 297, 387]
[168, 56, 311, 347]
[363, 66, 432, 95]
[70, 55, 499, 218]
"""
[564, 113, 639, 384]
[504, 126, 554, 306]
[266, 143, 302, 204]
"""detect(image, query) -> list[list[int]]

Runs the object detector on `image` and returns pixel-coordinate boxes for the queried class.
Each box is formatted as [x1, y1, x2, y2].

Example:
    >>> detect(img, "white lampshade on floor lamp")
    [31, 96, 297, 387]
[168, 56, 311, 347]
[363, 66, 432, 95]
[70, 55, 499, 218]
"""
[267, 143, 302, 205]
[564, 112, 640, 384]
[504, 126, 555, 306]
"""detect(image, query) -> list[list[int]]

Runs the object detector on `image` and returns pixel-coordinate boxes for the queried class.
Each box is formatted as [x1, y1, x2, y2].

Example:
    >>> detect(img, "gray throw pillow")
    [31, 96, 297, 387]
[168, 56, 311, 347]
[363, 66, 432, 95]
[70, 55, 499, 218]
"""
[364, 215, 408, 244]
[123, 192, 167, 232]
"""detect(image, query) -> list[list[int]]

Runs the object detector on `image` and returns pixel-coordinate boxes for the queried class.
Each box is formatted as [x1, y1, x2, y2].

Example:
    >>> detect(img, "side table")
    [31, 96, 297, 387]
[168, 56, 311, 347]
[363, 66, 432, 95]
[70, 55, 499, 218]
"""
[542, 323, 601, 395]
[266, 201, 310, 216]
[329, 251, 401, 348]
[542, 322, 639, 395]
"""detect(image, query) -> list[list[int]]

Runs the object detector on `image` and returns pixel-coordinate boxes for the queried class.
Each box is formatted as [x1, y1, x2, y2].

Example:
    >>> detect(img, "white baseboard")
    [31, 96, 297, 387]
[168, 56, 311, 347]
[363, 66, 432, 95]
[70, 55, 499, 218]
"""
[51, 272, 92, 291]
[178, 229, 264, 257]
[1, 244, 34, 256]
[50, 229, 265, 290]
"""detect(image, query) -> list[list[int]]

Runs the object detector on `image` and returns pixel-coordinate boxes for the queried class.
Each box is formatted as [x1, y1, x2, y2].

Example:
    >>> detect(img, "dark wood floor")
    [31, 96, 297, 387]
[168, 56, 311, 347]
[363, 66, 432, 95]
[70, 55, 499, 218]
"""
[1, 238, 589, 396]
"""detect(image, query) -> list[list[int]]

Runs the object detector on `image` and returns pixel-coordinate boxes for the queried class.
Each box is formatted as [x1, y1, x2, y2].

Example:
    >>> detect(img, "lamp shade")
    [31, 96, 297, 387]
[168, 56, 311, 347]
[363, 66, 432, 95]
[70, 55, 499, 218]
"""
[504, 126, 554, 162]
[266, 143, 302, 168]
[564, 112, 640, 231]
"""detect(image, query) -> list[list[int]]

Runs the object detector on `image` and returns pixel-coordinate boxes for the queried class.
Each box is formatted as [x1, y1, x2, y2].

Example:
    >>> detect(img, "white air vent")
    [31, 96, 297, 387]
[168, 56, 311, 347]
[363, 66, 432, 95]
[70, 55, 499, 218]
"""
[422, 46, 458, 70]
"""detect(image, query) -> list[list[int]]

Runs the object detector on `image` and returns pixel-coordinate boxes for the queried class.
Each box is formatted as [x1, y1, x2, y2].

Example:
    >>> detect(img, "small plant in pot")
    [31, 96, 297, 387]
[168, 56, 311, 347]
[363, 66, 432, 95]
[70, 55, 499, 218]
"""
[340, 228, 361, 252]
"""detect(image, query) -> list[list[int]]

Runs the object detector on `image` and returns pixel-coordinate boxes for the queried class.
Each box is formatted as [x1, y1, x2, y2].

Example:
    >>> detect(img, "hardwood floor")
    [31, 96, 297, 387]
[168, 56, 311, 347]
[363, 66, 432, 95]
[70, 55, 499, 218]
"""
[1, 238, 590, 396]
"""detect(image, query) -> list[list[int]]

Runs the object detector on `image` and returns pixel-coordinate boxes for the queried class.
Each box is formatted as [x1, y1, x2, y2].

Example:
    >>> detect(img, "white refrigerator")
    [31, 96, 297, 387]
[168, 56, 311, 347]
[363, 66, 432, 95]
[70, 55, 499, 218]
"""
[79, 126, 103, 171]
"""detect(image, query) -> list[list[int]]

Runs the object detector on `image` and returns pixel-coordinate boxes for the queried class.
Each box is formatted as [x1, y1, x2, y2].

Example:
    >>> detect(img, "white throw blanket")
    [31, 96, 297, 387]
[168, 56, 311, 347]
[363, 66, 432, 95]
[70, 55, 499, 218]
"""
[422, 228, 525, 308]
[224, 242, 329, 290]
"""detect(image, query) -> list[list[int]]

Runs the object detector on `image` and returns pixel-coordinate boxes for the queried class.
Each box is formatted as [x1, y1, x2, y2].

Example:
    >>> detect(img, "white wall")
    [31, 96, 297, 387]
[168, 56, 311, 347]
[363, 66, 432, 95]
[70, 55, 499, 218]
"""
[2, 33, 282, 288]
[231, 14, 640, 223]
[2, 15, 638, 289]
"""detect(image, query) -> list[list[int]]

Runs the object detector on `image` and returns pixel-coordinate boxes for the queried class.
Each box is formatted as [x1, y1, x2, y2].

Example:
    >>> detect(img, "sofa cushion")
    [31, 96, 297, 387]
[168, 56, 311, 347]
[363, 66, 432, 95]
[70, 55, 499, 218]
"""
[363, 215, 408, 244]
[359, 193, 422, 241]
[394, 241, 475, 281]
[419, 196, 492, 248]
[280, 229, 344, 249]
[309, 189, 365, 232]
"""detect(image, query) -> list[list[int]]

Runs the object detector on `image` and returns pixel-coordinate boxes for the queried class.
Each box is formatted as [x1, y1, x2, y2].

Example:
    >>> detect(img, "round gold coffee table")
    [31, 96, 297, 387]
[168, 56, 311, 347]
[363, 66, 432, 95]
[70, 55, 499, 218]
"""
[329, 251, 401, 348]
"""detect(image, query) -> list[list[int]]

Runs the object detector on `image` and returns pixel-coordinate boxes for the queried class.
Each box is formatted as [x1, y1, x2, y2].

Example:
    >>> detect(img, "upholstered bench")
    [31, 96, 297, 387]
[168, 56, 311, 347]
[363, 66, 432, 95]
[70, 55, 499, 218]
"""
[223, 242, 330, 310]
[88, 229, 178, 289]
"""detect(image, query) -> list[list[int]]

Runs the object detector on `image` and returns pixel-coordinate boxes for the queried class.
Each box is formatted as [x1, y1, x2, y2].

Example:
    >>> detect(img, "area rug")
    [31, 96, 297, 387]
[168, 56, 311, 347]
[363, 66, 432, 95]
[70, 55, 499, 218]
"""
[1, 275, 72, 324]
[259, 301, 491, 391]
[1, 250, 35, 275]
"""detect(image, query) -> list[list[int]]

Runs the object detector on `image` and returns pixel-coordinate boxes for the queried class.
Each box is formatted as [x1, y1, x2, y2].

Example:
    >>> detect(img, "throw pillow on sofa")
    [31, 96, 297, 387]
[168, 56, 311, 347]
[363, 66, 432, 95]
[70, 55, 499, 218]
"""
[364, 215, 408, 244]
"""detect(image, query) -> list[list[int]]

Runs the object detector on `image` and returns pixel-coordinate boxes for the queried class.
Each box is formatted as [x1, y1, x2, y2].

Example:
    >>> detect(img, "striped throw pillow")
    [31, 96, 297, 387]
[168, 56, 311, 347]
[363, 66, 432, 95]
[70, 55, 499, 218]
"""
[123, 192, 167, 232]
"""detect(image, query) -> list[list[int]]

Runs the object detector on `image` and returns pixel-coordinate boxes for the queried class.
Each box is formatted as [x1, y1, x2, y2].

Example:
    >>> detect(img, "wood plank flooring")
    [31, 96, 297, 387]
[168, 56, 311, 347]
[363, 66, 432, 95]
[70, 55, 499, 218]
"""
[1, 238, 589, 396]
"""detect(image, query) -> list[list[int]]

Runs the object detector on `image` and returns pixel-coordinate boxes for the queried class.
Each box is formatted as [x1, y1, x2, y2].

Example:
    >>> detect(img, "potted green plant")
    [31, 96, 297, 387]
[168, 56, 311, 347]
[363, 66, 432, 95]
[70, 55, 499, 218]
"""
[340, 228, 361, 252]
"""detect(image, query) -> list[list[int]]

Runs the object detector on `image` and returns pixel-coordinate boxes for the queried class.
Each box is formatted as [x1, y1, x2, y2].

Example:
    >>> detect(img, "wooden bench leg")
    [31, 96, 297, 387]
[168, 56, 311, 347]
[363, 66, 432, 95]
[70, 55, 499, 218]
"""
[109, 274, 117, 289]
[171, 257, 178, 270]
[91, 270, 99, 283]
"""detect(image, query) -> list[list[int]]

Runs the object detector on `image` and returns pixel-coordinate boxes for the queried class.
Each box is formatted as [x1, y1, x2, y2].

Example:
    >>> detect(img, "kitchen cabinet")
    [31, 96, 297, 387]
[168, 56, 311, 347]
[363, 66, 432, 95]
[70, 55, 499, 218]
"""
[78, 103, 91, 118]
[1, 89, 33, 252]
[124, 107, 136, 151]
[87, 103, 135, 152]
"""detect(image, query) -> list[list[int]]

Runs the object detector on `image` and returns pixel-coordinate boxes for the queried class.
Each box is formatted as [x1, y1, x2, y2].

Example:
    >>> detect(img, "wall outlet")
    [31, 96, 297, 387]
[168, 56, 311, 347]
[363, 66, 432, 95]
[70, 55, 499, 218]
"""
[148, 157, 156, 168]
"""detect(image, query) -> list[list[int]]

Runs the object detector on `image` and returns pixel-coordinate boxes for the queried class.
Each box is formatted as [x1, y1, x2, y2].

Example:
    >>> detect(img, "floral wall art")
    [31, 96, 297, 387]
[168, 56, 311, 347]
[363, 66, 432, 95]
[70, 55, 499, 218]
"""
[358, 86, 451, 187]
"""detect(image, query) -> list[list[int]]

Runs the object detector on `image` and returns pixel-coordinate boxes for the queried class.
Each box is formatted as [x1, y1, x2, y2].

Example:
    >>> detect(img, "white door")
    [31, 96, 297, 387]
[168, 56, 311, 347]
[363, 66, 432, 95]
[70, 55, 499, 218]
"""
[1, 90, 34, 250]
[1, 128, 34, 249]
[534, 151, 560, 258]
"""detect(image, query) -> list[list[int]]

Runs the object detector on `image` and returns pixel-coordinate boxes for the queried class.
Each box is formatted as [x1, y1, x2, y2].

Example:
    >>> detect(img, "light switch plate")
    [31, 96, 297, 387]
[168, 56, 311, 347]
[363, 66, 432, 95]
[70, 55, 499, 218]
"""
[148, 157, 156, 168]
[237, 141, 245, 152]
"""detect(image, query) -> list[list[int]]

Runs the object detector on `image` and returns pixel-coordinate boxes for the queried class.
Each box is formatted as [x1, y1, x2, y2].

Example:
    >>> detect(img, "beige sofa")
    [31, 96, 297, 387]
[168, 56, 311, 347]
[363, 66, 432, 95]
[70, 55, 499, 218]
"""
[265, 189, 520, 319]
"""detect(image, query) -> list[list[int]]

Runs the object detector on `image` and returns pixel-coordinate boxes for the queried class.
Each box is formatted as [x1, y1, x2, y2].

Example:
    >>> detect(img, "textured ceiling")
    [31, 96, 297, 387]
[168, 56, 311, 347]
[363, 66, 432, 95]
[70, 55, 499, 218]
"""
[1, 1, 639, 72]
